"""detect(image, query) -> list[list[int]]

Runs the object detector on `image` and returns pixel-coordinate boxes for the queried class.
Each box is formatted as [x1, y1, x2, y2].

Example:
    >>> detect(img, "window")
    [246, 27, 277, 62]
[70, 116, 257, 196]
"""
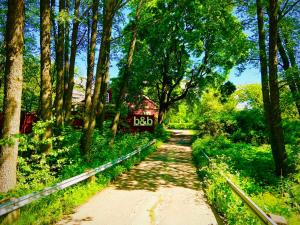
[106, 92, 110, 103]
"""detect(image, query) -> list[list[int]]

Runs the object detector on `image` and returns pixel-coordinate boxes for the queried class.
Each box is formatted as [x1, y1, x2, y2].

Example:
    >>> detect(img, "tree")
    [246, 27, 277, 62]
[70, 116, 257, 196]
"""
[64, 0, 81, 122]
[40, 0, 53, 152]
[83, 0, 99, 130]
[256, 0, 288, 175]
[277, 33, 300, 114]
[131, 0, 249, 124]
[0, 0, 24, 192]
[268, 0, 287, 175]
[276, 1, 300, 115]
[110, 0, 143, 144]
[81, 0, 127, 160]
[54, 0, 65, 126]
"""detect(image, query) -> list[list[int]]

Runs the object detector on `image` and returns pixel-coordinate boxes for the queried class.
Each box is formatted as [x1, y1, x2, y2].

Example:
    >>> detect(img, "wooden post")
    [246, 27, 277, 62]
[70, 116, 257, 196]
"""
[0, 198, 20, 224]
[85, 169, 96, 183]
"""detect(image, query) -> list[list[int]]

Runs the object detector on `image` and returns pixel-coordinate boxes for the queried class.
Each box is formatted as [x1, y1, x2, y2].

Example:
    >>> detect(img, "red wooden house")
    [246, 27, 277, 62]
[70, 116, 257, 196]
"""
[126, 95, 159, 132]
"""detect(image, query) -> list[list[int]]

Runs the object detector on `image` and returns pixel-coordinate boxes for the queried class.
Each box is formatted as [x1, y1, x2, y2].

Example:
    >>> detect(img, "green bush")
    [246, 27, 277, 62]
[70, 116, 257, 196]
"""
[231, 109, 268, 145]
[283, 119, 300, 145]
[192, 136, 300, 225]
[154, 124, 171, 141]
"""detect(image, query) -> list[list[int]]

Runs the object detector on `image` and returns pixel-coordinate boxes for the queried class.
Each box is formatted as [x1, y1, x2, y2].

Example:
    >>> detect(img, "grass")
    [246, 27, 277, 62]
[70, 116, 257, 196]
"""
[192, 136, 300, 225]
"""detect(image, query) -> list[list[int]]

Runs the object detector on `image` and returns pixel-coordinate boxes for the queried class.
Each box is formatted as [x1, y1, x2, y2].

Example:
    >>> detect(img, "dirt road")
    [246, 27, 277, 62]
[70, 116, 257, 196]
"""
[58, 130, 218, 225]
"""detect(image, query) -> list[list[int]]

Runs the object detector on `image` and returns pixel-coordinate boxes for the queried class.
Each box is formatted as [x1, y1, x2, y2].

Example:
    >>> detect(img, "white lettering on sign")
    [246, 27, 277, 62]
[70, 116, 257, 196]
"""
[133, 116, 153, 126]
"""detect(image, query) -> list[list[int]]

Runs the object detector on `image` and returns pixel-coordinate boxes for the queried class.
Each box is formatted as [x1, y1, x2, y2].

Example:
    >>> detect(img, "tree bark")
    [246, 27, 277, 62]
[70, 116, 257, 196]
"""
[268, 0, 287, 175]
[40, 0, 53, 152]
[81, 0, 117, 159]
[157, 86, 168, 125]
[256, 0, 271, 125]
[0, 0, 24, 193]
[83, 0, 99, 130]
[63, 0, 70, 110]
[64, 0, 81, 122]
[96, 74, 109, 130]
[55, 0, 65, 126]
[158, 104, 167, 125]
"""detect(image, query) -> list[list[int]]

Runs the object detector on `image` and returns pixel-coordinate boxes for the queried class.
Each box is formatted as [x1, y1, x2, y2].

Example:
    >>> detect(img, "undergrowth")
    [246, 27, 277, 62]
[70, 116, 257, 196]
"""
[192, 136, 300, 225]
[0, 121, 159, 225]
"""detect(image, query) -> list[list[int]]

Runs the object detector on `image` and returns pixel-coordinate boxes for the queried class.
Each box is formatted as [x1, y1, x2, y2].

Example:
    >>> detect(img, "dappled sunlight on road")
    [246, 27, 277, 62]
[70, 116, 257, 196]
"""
[58, 130, 218, 225]
[114, 143, 200, 191]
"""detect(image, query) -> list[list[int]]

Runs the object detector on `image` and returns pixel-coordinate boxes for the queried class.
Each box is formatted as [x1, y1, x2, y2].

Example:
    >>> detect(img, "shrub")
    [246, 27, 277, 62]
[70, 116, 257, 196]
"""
[192, 136, 300, 225]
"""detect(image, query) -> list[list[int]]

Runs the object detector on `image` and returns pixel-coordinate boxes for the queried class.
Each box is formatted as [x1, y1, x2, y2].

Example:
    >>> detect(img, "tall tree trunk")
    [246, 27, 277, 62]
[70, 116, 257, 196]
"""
[268, 0, 287, 175]
[284, 36, 300, 97]
[83, 0, 99, 130]
[256, 0, 271, 124]
[55, 0, 65, 126]
[64, 0, 81, 122]
[0, 0, 24, 193]
[158, 90, 168, 125]
[110, 0, 143, 144]
[277, 34, 300, 114]
[96, 74, 109, 130]
[63, 0, 70, 110]
[40, 0, 53, 152]
[158, 104, 167, 125]
[81, 0, 117, 159]
[50, 0, 58, 84]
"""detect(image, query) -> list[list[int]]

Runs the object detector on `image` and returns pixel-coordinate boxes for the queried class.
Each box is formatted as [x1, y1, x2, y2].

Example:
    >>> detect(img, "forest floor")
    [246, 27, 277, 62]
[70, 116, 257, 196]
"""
[57, 130, 218, 225]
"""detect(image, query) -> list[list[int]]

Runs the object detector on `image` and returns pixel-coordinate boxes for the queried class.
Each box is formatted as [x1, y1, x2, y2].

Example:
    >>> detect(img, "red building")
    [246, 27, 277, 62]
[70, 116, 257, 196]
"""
[126, 95, 159, 132]
[0, 90, 158, 134]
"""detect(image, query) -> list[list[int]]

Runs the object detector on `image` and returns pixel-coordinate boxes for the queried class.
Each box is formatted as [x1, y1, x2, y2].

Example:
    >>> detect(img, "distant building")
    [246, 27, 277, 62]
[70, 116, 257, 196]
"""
[71, 89, 113, 111]
[126, 95, 159, 132]
[128, 95, 159, 118]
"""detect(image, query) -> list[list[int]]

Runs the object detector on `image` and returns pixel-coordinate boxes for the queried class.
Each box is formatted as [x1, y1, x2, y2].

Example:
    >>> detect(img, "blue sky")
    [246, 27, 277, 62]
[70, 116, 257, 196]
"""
[76, 55, 261, 86]
[229, 67, 261, 85]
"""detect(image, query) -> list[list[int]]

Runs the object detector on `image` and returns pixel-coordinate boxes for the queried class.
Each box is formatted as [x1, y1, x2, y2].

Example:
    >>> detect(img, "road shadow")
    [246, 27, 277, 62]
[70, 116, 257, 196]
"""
[114, 130, 200, 192]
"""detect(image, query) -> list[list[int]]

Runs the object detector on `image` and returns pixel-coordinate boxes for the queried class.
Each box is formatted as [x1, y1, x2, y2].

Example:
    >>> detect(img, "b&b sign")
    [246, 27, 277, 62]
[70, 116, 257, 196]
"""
[133, 115, 154, 127]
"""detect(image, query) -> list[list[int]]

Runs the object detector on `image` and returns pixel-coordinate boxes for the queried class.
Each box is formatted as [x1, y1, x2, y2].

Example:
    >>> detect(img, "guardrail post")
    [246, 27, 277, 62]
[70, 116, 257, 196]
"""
[85, 169, 96, 183]
[0, 198, 20, 225]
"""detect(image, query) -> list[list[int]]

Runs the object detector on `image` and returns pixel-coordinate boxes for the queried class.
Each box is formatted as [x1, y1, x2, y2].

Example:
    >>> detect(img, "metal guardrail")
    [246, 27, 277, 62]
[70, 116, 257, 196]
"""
[0, 139, 156, 217]
[200, 150, 278, 225]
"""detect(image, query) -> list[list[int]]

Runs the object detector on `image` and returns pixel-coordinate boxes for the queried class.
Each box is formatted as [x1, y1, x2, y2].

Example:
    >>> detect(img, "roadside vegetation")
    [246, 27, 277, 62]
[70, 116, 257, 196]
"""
[193, 137, 299, 224]
[169, 84, 300, 224]
[0, 122, 158, 225]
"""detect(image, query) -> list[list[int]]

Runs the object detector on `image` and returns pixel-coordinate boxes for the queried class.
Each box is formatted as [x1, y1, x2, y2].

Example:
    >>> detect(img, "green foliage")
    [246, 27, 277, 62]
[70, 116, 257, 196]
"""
[154, 124, 171, 141]
[0, 122, 157, 225]
[22, 54, 40, 112]
[231, 109, 267, 145]
[219, 81, 237, 103]
[192, 136, 300, 224]
[167, 83, 299, 146]
[126, 0, 250, 107]
[167, 102, 197, 129]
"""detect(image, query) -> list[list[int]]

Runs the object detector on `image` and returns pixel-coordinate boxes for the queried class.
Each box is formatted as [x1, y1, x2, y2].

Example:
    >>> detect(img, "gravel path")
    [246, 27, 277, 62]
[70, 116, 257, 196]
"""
[58, 130, 218, 225]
